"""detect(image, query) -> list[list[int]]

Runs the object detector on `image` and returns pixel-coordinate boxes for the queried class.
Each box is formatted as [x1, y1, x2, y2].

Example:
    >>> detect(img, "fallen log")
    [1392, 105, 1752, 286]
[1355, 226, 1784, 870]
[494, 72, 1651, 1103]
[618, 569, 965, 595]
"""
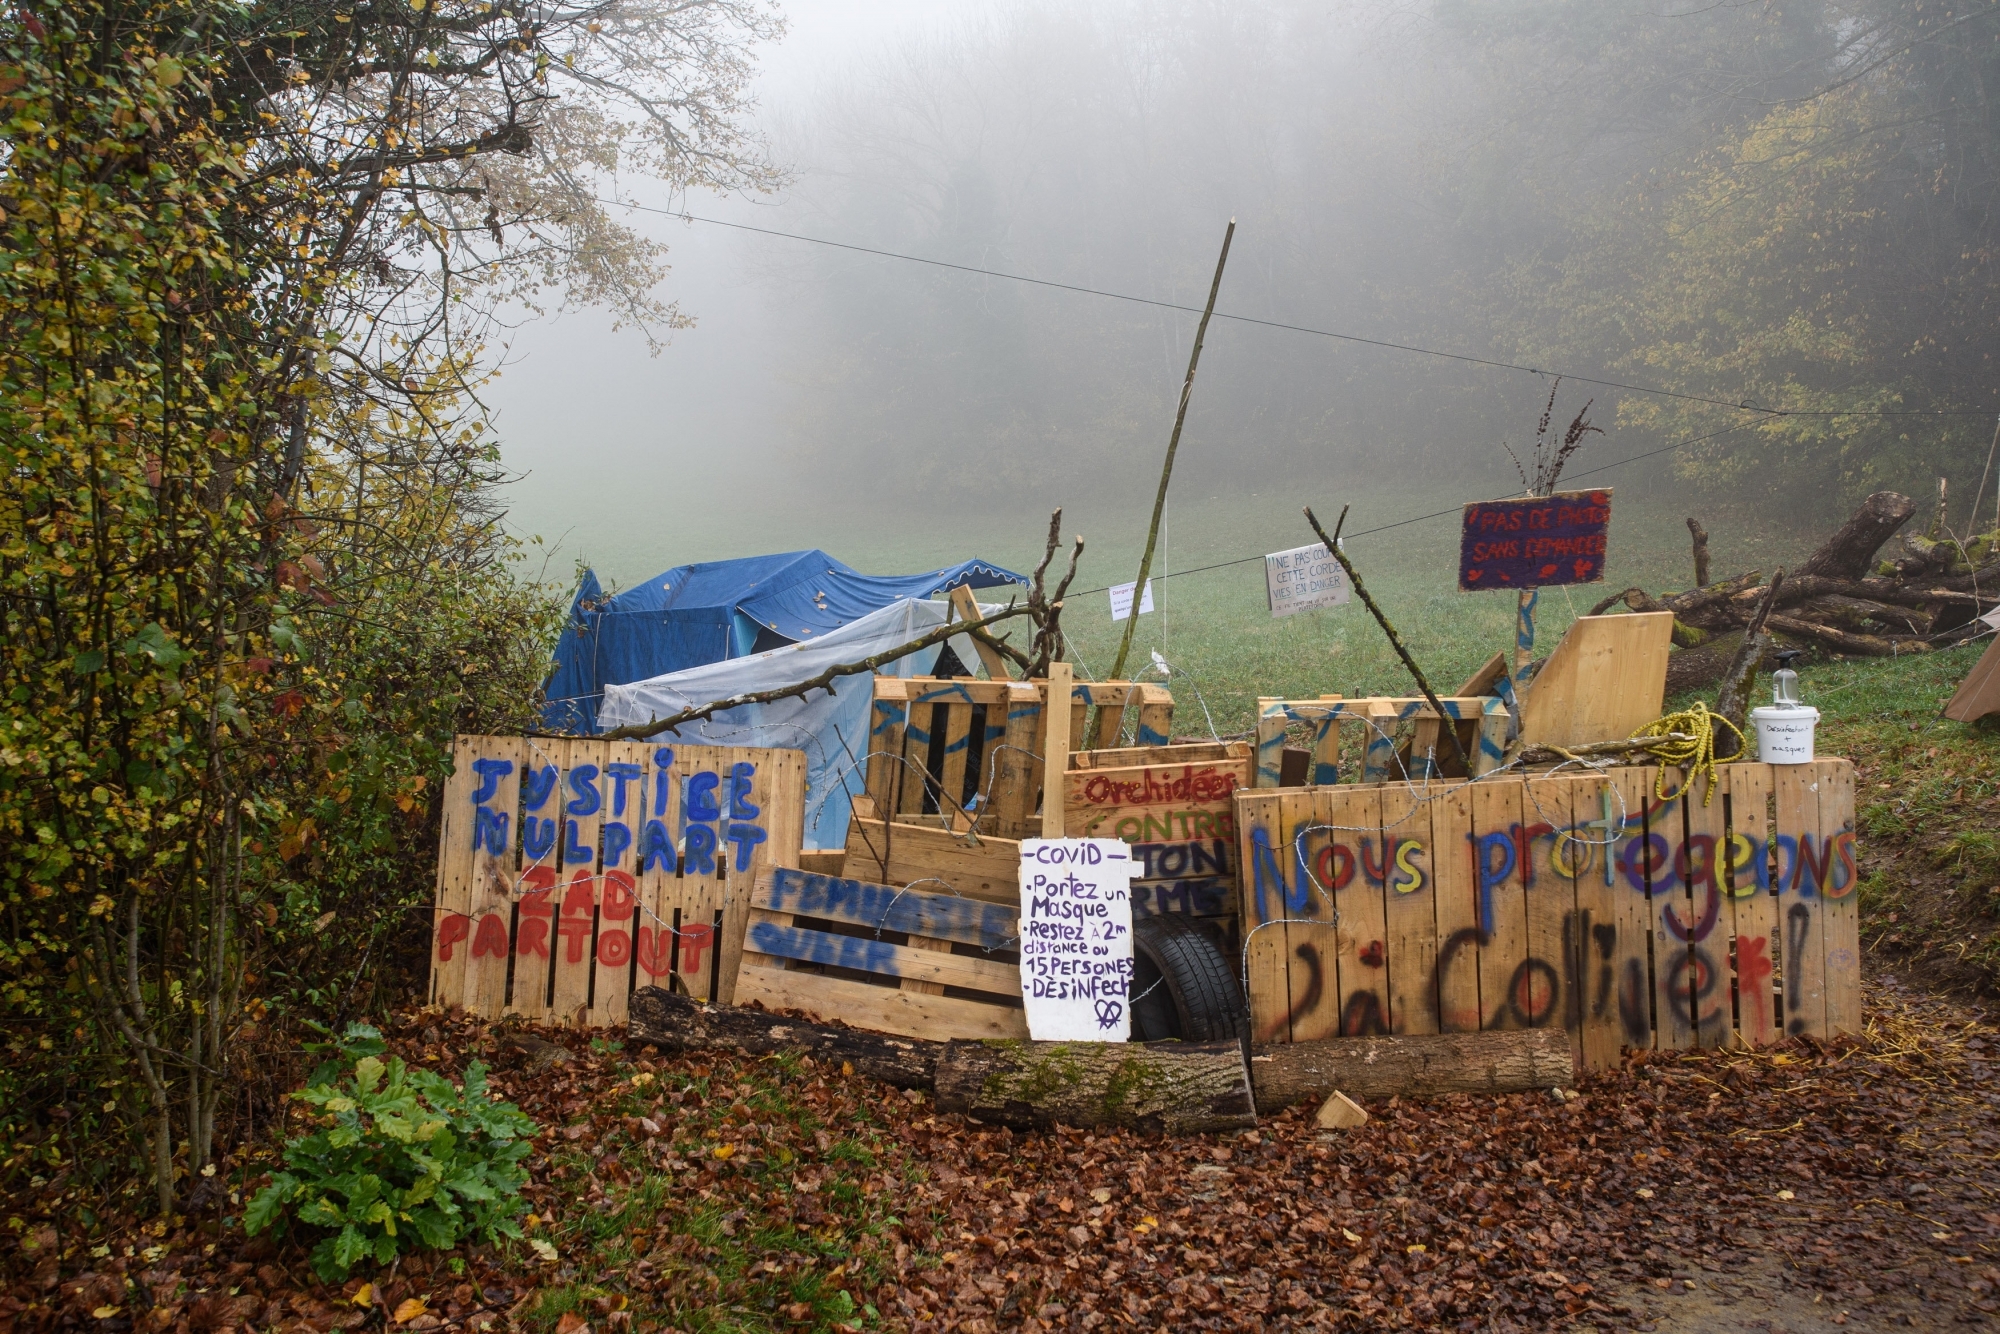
[1248, 1029, 1573, 1112]
[1766, 613, 1935, 657]
[631, 988, 1258, 1133]
[628, 987, 939, 1089]
[1797, 490, 1916, 579]
[934, 1039, 1256, 1134]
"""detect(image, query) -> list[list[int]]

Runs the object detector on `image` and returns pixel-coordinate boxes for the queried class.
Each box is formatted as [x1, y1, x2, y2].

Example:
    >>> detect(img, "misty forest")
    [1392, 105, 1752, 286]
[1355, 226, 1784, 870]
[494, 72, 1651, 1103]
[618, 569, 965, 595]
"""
[8, 1, 2000, 1332]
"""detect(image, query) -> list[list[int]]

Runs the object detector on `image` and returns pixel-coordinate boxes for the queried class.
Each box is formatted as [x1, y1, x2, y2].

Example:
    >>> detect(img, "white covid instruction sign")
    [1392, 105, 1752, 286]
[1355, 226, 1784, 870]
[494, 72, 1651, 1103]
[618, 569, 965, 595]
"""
[1018, 838, 1135, 1041]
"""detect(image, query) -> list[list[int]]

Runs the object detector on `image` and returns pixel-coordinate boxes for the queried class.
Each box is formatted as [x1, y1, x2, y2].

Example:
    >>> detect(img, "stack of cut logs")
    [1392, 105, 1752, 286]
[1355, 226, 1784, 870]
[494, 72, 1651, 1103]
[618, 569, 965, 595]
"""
[1584, 488, 2000, 694]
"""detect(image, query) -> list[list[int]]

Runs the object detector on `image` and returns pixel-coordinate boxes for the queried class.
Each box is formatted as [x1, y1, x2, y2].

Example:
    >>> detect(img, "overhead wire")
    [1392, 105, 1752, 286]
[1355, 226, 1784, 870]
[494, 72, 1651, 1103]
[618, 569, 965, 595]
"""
[598, 195, 1993, 421]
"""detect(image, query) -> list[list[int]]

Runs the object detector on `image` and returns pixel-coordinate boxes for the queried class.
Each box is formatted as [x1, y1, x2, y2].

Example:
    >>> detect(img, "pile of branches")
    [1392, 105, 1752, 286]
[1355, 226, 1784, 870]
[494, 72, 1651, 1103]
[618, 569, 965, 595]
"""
[1589, 490, 2000, 691]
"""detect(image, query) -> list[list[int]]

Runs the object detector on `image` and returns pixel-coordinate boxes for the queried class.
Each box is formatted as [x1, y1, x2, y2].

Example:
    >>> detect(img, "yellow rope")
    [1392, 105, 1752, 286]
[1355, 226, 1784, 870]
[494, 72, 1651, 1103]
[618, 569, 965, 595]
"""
[1627, 701, 1744, 805]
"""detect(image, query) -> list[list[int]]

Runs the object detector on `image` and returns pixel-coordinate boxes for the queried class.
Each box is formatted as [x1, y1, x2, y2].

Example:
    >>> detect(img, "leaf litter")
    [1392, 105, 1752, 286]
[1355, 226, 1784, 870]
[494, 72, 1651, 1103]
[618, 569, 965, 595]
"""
[5, 975, 1998, 1332]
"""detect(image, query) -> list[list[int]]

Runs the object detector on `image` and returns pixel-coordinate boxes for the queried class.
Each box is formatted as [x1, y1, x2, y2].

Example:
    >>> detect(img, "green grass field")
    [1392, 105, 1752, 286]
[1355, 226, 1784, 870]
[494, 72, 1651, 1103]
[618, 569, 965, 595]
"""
[544, 481, 1839, 736]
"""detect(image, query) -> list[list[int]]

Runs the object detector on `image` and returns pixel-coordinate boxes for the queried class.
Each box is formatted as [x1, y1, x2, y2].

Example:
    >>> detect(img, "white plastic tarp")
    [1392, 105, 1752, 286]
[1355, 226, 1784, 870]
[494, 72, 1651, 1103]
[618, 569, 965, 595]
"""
[595, 597, 992, 849]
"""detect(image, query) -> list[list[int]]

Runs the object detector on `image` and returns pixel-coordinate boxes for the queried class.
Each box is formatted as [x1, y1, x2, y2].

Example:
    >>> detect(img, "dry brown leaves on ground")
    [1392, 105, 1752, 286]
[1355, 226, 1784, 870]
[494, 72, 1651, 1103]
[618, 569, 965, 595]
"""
[5, 977, 1999, 1333]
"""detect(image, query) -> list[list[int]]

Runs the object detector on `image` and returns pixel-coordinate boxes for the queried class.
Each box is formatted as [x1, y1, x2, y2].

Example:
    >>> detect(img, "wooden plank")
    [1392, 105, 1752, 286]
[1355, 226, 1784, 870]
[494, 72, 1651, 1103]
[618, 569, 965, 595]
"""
[1360, 700, 1399, 784]
[1773, 762, 1829, 1038]
[1135, 684, 1174, 747]
[1237, 789, 1295, 1043]
[1565, 774, 1626, 1071]
[864, 680, 910, 818]
[1469, 778, 1528, 1031]
[587, 739, 650, 1028]
[1255, 700, 1286, 788]
[1325, 784, 1390, 1037]
[1278, 790, 1341, 1043]
[1071, 739, 1243, 771]
[633, 743, 689, 1003]
[1091, 680, 1132, 749]
[509, 738, 566, 1020]
[898, 698, 936, 818]
[1721, 763, 1779, 1048]
[1606, 766, 1660, 1052]
[430, 736, 487, 1012]
[1648, 771, 1697, 1051]
[1817, 759, 1861, 1036]
[731, 965, 1030, 1043]
[1679, 772, 1734, 1048]
[670, 745, 740, 1007]
[1379, 783, 1438, 1036]
[550, 738, 605, 1027]
[462, 737, 523, 1021]
[949, 584, 1012, 680]
[842, 817, 1021, 904]
[1428, 777, 1482, 1034]
[1522, 775, 1576, 1035]
[1517, 612, 1674, 749]
[743, 911, 1022, 995]
[934, 700, 975, 830]
[719, 746, 807, 1007]
[905, 676, 1016, 705]
[755, 867, 1017, 949]
[1042, 662, 1073, 836]
[1455, 651, 1508, 697]
[990, 680, 1044, 838]
[1472, 698, 1511, 777]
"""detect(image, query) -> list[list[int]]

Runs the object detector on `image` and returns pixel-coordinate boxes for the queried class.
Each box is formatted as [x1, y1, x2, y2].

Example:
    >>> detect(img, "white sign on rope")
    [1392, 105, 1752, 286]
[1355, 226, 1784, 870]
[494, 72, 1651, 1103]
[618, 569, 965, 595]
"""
[1264, 542, 1351, 618]
[1017, 839, 1134, 1041]
[1108, 579, 1155, 622]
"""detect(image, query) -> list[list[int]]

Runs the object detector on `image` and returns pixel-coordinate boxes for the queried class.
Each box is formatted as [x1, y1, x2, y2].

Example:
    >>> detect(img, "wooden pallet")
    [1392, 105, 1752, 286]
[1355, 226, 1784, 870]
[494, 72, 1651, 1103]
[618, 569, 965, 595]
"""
[1252, 696, 1512, 787]
[845, 740, 1253, 961]
[865, 676, 1173, 839]
[734, 866, 1029, 1042]
[1235, 760, 1858, 1069]
[428, 736, 805, 1026]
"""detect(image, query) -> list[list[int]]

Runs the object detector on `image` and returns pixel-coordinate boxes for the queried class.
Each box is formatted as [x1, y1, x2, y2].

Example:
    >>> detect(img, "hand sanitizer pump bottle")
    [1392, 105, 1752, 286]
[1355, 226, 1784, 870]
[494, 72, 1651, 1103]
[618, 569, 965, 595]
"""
[1749, 649, 1819, 764]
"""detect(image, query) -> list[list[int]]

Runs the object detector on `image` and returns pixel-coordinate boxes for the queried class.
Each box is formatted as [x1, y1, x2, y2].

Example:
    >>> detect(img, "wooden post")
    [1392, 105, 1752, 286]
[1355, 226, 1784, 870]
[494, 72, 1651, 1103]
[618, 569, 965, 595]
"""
[949, 584, 1012, 680]
[1515, 587, 1538, 673]
[1102, 219, 1237, 701]
[1041, 662, 1072, 838]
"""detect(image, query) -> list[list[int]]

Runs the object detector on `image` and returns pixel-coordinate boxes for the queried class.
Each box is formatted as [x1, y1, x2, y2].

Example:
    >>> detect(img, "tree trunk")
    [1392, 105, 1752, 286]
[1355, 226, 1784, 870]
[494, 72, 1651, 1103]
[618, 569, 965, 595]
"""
[1247, 1029, 1572, 1112]
[1767, 613, 1934, 657]
[628, 987, 940, 1089]
[935, 1038, 1256, 1134]
[1686, 517, 1711, 587]
[1797, 491, 1917, 580]
[1665, 632, 1744, 696]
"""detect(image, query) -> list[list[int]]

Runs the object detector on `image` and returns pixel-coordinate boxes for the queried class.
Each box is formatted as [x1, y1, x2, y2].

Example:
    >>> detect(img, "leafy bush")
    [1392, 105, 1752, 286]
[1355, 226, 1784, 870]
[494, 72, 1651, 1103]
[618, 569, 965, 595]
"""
[245, 1024, 538, 1280]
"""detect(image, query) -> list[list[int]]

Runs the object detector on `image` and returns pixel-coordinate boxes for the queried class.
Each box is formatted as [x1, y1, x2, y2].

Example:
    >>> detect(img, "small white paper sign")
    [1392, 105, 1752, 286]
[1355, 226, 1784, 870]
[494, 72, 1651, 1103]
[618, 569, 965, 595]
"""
[1264, 543, 1351, 618]
[1108, 579, 1155, 621]
[1018, 838, 1135, 1041]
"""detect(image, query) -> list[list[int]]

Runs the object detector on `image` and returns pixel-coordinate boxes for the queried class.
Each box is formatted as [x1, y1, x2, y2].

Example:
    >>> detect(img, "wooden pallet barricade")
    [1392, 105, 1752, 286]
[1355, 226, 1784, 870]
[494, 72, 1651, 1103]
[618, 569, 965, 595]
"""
[734, 866, 1029, 1042]
[864, 676, 1173, 839]
[1253, 696, 1512, 787]
[428, 735, 805, 1027]
[1236, 760, 1859, 1069]
[1064, 740, 1253, 957]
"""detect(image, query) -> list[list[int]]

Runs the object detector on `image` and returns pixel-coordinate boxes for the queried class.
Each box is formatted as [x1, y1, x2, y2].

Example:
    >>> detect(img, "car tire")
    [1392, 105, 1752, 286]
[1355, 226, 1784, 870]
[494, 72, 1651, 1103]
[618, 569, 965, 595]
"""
[1129, 914, 1249, 1045]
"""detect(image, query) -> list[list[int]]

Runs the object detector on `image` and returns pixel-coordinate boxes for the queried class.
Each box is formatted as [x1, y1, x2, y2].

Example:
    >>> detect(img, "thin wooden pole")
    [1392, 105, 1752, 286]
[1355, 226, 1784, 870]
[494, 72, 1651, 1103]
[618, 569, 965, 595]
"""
[1100, 219, 1236, 718]
[1304, 505, 1473, 776]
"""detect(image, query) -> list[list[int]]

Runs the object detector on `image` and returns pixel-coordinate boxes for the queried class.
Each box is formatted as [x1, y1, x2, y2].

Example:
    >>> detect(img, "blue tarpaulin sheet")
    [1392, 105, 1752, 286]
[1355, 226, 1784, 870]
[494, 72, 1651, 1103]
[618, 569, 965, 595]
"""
[540, 549, 1025, 734]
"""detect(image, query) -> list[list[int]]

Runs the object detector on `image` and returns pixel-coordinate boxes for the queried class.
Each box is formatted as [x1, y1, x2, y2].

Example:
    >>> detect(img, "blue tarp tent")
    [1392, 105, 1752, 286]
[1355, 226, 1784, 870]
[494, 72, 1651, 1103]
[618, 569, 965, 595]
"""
[540, 549, 1026, 734]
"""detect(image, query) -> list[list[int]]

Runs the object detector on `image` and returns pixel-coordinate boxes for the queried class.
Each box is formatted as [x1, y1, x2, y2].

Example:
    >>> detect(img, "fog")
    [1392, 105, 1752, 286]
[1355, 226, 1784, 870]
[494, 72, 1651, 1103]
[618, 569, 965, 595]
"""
[489, 0, 1982, 588]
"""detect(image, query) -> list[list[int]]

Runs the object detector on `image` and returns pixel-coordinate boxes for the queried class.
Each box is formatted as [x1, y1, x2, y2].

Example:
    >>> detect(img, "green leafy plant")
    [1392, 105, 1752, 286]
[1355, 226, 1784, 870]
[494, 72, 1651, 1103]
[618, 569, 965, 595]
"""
[245, 1024, 537, 1280]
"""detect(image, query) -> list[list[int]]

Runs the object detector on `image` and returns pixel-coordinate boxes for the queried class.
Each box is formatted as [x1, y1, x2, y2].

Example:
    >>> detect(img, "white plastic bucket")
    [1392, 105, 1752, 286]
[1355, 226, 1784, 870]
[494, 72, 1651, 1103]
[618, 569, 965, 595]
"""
[1750, 705, 1820, 764]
